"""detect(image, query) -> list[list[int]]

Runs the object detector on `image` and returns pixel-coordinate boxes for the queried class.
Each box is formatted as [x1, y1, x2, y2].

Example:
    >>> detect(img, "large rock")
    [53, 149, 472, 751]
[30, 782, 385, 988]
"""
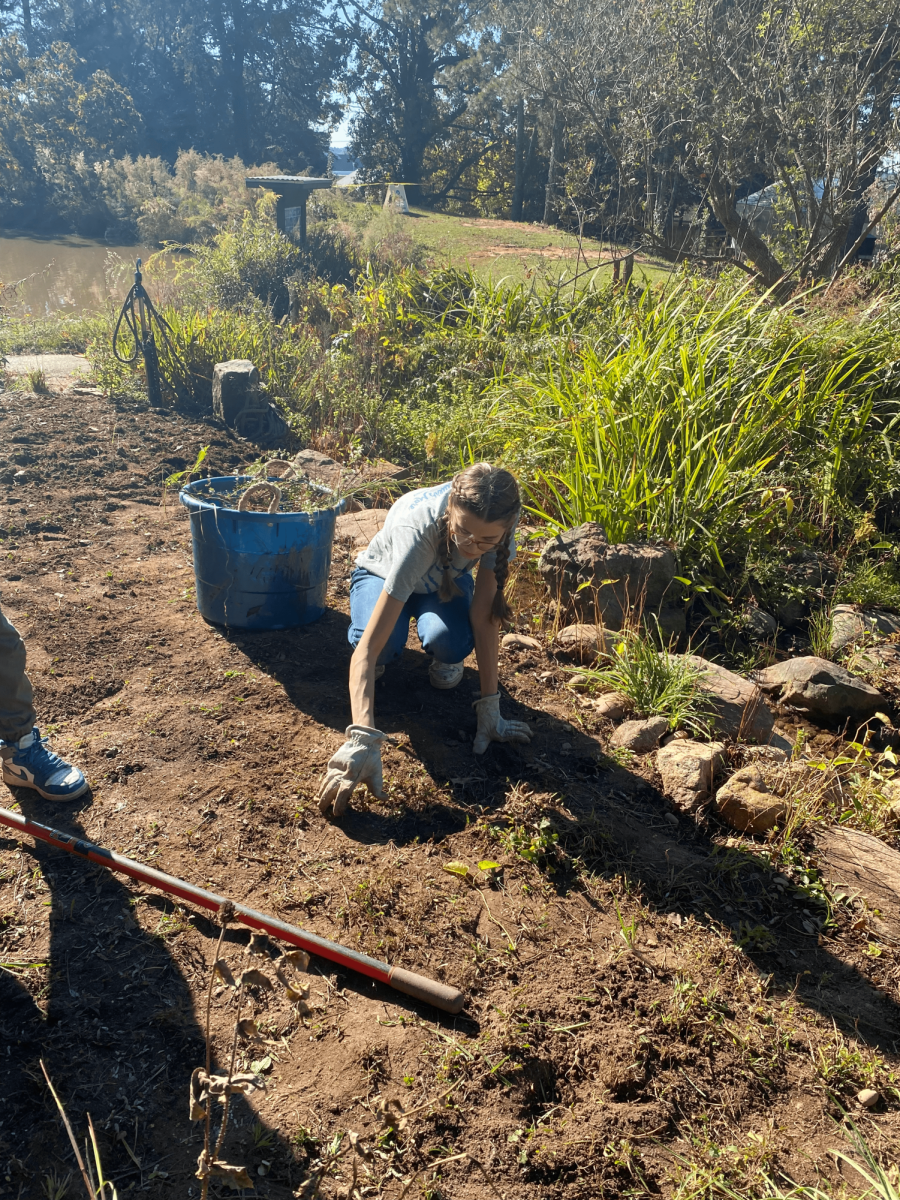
[656, 740, 725, 812]
[817, 826, 900, 936]
[591, 692, 632, 720]
[680, 656, 775, 742]
[554, 623, 611, 662]
[213, 359, 259, 426]
[830, 604, 900, 656]
[715, 766, 786, 834]
[742, 606, 778, 641]
[611, 716, 669, 753]
[335, 508, 390, 549]
[538, 523, 678, 630]
[754, 656, 884, 722]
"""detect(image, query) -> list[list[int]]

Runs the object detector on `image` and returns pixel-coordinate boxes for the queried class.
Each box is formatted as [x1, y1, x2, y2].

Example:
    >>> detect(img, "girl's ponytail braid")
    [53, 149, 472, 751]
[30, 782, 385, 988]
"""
[490, 533, 513, 623]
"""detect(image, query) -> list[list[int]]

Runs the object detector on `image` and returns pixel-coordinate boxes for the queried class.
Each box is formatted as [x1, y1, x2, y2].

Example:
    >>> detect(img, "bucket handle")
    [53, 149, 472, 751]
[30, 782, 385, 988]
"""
[262, 459, 298, 480]
[237, 482, 282, 513]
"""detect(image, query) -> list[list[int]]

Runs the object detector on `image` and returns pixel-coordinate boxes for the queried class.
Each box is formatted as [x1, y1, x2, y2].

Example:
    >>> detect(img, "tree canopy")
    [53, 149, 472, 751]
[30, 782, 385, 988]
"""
[2, 0, 900, 284]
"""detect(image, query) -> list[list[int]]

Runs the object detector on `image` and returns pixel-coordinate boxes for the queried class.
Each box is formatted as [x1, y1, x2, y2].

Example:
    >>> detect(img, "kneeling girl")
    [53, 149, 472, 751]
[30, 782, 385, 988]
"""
[318, 462, 532, 816]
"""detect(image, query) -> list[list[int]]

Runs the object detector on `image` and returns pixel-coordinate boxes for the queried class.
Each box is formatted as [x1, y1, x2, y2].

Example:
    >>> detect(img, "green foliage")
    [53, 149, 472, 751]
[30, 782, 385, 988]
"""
[0, 310, 106, 356]
[836, 556, 900, 612]
[490, 816, 560, 872]
[807, 609, 833, 660]
[475, 277, 900, 577]
[576, 630, 715, 736]
[170, 209, 304, 314]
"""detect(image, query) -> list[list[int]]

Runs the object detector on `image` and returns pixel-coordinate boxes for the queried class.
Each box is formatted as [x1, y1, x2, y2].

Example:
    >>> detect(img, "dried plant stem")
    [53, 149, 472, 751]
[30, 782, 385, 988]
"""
[476, 887, 518, 952]
[200, 916, 229, 1200]
[213, 945, 250, 1160]
[396, 1151, 505, 1199]
[39, 1060, 94, 1200]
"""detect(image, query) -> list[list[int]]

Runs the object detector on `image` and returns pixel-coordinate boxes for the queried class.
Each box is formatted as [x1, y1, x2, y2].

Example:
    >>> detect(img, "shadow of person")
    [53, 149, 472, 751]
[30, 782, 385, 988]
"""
[0, 793, 301, 1197]
[307, 664, 900, 1057]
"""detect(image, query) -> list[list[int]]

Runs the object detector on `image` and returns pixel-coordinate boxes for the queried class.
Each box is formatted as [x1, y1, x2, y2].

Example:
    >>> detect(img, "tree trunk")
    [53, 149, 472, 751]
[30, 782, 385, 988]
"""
[708, 182, 787, 292]
[542, 102, 562, 226]
[511, 96, 526, 221]
[227, 0, 250, 162]
[21, 0, 35, 54]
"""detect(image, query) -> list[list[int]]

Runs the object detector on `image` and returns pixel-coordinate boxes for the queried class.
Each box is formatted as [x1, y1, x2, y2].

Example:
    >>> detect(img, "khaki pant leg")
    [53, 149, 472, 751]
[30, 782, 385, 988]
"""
[0, 598, 37, 744]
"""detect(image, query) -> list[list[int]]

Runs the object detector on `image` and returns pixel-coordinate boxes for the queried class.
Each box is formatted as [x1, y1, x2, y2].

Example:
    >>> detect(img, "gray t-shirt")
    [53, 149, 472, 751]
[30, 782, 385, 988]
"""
[355, 482, 516, 602]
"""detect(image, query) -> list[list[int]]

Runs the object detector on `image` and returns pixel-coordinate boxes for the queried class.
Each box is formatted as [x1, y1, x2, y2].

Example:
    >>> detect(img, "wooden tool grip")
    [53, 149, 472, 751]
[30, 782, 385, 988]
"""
[388, 967, 465, 1014]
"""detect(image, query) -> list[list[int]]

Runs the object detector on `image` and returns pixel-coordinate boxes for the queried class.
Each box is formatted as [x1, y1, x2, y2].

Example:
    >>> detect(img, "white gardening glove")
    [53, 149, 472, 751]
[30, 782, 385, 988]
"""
[472, 693, 533, 755]
[318, 725, 389, 817]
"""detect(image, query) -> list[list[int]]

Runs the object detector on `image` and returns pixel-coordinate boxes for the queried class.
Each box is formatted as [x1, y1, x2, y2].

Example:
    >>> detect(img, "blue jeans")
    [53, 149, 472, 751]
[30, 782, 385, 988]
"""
[348, 568, 475, 665]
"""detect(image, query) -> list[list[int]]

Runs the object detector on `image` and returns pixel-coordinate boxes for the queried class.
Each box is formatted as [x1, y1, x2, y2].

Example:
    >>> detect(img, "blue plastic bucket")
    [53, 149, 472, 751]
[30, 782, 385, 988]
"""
[179, 475, 345, 630]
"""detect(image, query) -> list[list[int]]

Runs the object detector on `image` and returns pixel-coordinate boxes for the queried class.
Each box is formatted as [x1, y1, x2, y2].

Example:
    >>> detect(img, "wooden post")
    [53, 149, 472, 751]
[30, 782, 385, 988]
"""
[275, 194, 287, 235]
[299, 193, 307, 246]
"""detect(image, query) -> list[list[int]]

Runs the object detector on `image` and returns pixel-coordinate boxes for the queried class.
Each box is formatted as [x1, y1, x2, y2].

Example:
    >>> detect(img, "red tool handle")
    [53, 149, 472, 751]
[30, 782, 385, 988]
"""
[0, 806, 464, 1015]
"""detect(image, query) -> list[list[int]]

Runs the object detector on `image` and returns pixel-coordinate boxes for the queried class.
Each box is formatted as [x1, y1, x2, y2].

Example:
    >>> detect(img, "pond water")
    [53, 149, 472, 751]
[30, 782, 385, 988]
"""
[0, 232, 155, 314]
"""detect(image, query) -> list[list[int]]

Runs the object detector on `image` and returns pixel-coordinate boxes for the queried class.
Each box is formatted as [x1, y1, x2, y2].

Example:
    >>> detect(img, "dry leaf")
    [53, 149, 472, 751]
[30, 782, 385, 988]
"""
[274, 962, 311, 1007]
[213, 959, 236, 987]
[248, 933, 271, 958]
[237, 1018, 264, 1043]
[442, 861, 472, 882]
[205, 1073, 261, 1098]
[239, 969, 273, 991]
[281, 949, 310, 972]
[373, 1097, 408, 1132]
[250, 1056, 273, 1074]
[209, 1160, 254, 1190]
[189, 1067, 207, 1121]
[196, 1148, 211, 1180]
[348, 1131, 374, 1162]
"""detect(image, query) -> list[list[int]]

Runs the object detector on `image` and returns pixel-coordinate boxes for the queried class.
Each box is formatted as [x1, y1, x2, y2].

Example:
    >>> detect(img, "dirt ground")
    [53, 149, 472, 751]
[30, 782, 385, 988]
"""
[1, 384, 899, 1199]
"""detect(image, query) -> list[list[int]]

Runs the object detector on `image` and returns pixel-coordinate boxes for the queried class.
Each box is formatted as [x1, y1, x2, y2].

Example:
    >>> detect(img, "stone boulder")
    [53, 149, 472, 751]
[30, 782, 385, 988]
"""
[335, 508, 390, 550]
[591, 692, 632, 720]
[610, 716, 669, 753]
[212, 359, 289, 447]
[538, 523, 679, 630]
[679, 656, 775, 742]
[554, 623, 610, 662]
[742, 606, 778, 641]
[754, 656, 884, 722]
[817, 825, 900, 934]
[656, 740, 725, 812]
[830, 604, 900, 656]
[502, 633, 542, 652]
[715, 766, 786, 834]
[213, 359, 259, 426]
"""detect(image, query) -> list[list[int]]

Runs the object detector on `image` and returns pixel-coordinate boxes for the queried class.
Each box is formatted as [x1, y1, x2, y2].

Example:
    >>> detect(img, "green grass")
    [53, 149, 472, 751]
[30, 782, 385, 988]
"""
[400, 206, 673, 288]
[574, 627, 716, 736]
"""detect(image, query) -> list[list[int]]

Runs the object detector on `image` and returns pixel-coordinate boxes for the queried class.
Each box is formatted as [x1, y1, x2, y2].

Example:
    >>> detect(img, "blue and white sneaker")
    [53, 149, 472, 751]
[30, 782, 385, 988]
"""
[2, 728, 89, 801]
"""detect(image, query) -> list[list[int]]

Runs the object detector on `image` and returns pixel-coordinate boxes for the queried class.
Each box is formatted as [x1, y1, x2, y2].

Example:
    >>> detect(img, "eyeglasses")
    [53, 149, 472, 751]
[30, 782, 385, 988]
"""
[451, 522, 506, 551]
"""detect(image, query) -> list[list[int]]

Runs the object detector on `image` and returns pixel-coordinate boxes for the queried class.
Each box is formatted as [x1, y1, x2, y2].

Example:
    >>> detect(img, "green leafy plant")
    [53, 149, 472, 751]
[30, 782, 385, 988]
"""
[575, 629, 715, 736]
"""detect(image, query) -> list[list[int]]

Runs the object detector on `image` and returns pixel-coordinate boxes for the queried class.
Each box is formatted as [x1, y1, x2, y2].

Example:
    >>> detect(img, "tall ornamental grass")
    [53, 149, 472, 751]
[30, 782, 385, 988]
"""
[478, 280, 900, 574]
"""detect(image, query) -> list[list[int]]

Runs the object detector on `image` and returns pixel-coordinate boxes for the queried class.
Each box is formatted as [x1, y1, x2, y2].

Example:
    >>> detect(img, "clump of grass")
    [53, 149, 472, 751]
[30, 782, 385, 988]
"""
[26, 367, 48, 393]
[836, 557, 900, 612]
[575, 629, 716, 736]
[808, 608, 833, 659]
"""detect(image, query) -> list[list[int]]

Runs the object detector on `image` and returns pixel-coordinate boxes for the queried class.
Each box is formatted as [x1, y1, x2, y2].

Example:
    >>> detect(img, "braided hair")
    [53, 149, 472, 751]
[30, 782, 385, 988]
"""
[437, 463, 521, 623]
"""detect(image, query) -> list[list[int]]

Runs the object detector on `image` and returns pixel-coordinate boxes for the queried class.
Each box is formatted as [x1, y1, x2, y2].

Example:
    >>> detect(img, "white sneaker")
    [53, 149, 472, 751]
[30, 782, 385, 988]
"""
[429, 660, 464, 690]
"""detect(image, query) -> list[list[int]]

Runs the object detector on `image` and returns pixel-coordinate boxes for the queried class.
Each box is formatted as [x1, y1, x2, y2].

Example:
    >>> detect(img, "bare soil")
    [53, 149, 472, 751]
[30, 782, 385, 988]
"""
[1, 386, 899, 1198]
